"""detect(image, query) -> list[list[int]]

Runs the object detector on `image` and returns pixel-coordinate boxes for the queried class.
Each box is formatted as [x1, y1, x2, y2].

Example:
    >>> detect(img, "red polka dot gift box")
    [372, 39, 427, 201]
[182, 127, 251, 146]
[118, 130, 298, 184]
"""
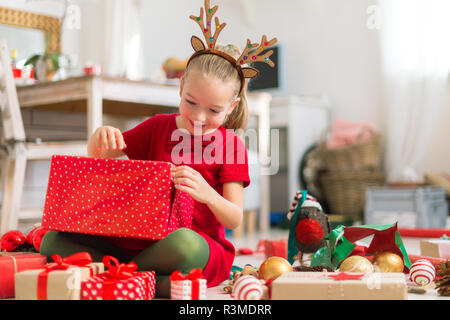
[80, 256, 155, 300]
[41, 155, 194, 240]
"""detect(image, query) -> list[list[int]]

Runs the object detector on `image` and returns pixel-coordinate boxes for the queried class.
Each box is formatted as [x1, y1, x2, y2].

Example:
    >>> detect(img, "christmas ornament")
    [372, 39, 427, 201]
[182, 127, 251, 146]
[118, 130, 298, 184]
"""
[25, 223, 42, 245]
[32, 227, 50, 252]
[288, 191, 330, 266]
[224, 264, 258, 294]
[339, 256, 374, 273]
[373, 251, 404, 273]
[409, 259, 435, 286]
[232, 275, 263, 300]
[296, 218, 324, 245]
[258, 256, 293, 281]
[1, 230, 26, 252]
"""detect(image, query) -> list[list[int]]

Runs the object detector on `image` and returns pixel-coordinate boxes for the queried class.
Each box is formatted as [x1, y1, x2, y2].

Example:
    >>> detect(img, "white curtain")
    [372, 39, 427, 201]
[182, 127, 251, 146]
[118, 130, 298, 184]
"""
[102, 0, 144, 80]
[379, 0, 450, 182]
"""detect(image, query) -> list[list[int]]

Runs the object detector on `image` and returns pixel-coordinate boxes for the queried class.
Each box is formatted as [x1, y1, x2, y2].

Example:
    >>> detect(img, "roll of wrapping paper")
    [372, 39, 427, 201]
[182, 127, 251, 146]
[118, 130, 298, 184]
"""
[398, 228, 449, 238]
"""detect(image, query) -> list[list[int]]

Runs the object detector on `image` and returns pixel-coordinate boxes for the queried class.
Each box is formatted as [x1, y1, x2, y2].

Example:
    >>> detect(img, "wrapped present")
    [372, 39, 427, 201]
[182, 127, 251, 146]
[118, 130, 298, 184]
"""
[271, 271, 407, 300]
[81, 256, 155, 300]
[420, 239, 450, 259]
[170, 268, 207, 300]
[14, 252, 99, 300]
[41, 155, 194, 240]
[0, 252, 47, 299]
[311, 222, 411, 272]
[263, 239, 288, 259]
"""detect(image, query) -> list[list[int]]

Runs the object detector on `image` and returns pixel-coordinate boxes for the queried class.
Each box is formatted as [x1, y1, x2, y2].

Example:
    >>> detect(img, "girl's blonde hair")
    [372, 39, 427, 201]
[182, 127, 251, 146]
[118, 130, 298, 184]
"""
[183, 44, 249, 130]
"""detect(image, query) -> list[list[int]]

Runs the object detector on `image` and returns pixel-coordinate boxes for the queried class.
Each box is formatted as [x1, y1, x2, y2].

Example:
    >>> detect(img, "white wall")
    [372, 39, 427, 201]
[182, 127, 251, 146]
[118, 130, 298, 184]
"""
[139, 0, 385, 127]
[1, 0, 448, 176]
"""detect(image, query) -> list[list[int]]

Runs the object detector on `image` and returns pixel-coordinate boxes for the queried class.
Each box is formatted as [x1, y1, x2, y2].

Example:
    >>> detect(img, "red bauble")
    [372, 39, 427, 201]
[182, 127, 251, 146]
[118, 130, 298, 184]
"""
[1, 230, 26, 252]
[26, 226, 39, 245]
[32, 227, 50, 252]
[295, 218, 324, 245]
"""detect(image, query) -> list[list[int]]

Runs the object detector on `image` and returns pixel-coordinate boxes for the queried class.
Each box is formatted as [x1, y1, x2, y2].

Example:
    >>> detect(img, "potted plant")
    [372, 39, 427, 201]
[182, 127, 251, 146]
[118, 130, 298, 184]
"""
[24, 29, 70, 81]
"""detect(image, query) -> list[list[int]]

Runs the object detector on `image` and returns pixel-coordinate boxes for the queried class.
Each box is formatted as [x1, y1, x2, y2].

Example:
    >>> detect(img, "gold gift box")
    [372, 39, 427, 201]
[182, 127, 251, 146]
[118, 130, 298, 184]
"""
[271, 272, 407, 300]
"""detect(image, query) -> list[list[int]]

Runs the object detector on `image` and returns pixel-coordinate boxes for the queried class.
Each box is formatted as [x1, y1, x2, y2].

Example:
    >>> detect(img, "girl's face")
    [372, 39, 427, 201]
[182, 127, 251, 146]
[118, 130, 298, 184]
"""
[179, 68, 240, 135]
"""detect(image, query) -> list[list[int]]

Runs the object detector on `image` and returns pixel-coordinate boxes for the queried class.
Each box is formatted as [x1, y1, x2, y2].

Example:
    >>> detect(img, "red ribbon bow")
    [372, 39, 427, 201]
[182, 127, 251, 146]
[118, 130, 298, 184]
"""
[170, 268, 204, 300]
[170, 268, 203, 281]
[102, 255, 137, 279]
[100, 256, 138, 300]
[37, 252, 93, 300]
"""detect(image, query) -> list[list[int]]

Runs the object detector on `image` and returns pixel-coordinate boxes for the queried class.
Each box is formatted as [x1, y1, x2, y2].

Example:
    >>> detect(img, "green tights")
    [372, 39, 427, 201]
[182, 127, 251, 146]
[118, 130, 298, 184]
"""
[39, 228, 210, 298]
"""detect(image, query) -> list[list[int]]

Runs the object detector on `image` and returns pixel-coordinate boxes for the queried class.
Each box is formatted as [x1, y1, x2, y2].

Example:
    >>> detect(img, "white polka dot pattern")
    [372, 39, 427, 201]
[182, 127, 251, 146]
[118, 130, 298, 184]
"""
[41, 155, 194, 239]
[170, 279, 207, 300]
[80, 271, 155, 300]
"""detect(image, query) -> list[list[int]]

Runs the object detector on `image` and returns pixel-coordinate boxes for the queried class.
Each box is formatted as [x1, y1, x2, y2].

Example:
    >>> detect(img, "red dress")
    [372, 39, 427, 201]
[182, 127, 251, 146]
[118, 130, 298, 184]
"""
[118, 113, 250, 287]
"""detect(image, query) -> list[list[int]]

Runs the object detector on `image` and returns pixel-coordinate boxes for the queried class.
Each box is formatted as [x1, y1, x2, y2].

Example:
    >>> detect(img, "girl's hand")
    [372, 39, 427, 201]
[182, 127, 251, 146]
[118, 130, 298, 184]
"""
[94, 126, 127, 151]
[88, 126, 127, 158]
[170, 165, 217, 204]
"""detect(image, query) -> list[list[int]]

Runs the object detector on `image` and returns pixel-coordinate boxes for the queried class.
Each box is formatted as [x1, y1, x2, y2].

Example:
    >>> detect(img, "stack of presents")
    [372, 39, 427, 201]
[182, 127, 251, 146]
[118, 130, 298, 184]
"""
[1, 155, 450, 300]
[1, 155, 202, 300]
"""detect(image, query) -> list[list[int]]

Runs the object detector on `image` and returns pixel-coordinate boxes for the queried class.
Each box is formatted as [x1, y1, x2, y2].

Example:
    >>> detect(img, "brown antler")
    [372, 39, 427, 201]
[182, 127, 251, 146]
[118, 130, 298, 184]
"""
[237, 35, 278, 67]
[189, 0, 226, 51]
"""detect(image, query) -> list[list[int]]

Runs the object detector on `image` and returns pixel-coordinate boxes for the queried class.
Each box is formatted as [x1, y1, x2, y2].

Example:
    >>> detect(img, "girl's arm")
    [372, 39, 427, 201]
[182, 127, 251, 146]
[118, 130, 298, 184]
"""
[170, 166, 244, 230]
[205, 181, 244, 230]
[87, 126, 127, 158]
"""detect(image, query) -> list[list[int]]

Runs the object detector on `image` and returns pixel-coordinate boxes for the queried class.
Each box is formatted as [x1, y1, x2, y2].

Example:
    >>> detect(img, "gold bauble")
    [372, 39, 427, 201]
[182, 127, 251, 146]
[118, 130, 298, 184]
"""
[373, 251, 404, 272]
[258, 257, 293, 281]
[339, 255, 374, 273]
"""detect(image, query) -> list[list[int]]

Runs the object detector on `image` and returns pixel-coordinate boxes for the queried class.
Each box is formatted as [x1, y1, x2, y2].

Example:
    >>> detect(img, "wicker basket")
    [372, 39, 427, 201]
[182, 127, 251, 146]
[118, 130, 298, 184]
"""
[318, 127, 382, 172]
[320, 170, 385, 218]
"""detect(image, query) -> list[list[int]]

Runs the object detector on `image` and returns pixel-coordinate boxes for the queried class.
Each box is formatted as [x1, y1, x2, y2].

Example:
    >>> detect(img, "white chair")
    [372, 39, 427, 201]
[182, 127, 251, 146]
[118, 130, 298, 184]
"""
[0, 40, 87, 234]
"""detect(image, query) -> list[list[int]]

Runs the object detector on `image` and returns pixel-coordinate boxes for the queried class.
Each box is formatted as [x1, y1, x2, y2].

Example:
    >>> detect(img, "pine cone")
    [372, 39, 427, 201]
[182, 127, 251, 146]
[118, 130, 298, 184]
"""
[435, 259, 450, 296]
[436, 259, 450, 277]
[435, 275, 450, 296]
[294, 265, 334, 272]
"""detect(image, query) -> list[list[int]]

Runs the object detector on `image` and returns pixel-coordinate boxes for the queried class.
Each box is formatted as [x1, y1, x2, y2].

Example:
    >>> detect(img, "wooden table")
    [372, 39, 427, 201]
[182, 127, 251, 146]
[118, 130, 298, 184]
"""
[17, 75, 272, 233]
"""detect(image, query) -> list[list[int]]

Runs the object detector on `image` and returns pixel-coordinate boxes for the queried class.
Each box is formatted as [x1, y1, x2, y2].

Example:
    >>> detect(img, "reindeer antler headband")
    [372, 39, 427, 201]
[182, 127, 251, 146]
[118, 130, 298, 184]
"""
[187, 0, 278, 94]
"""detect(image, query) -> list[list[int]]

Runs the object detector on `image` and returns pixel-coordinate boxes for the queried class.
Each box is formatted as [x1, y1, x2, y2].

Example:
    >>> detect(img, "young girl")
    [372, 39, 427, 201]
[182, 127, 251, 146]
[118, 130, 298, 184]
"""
[40, 44, 251, 297]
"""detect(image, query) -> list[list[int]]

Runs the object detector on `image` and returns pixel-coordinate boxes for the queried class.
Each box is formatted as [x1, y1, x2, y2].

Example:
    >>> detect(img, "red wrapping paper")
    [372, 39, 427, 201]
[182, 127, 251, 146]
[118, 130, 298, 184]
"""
[0, 252, 47, 299]
[265, 239, 288, 259]
[256, 238, 288, 259]
[41, 155, 194, 240]
[81, 272, 155, 300]
[80, 256, 155, 300]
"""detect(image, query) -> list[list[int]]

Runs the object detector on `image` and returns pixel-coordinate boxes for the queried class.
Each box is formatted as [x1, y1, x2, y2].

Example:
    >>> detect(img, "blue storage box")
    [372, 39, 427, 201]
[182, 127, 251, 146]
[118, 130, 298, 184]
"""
[364, 187, 448, 228]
